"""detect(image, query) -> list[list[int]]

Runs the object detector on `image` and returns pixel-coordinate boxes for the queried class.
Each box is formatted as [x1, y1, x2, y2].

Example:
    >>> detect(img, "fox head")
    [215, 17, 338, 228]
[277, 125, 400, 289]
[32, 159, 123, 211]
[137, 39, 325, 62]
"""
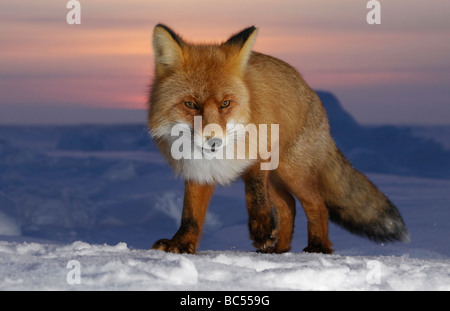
[149, 24, 258, 153]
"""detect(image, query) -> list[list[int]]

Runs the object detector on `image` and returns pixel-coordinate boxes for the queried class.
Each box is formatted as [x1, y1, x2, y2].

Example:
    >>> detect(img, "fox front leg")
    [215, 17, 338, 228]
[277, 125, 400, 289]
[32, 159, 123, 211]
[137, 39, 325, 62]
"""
[152, 181, 215, 254]
[243, 167, 280, 253]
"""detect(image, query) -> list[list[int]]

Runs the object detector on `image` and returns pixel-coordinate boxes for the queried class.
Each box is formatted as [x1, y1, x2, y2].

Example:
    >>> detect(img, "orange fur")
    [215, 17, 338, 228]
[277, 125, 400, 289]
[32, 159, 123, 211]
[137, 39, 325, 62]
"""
[148, 24, 408, 254]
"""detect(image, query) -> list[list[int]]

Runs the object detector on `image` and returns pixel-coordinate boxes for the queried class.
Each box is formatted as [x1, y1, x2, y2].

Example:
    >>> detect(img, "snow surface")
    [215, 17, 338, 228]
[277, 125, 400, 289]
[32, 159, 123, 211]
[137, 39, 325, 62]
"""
[0, 124, 449, 290]
[0, 241, 449, 291]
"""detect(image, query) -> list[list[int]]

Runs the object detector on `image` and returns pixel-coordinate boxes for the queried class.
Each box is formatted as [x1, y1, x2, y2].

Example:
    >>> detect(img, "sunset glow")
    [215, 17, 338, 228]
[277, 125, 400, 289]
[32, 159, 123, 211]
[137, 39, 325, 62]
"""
[1, 0, 449, 124]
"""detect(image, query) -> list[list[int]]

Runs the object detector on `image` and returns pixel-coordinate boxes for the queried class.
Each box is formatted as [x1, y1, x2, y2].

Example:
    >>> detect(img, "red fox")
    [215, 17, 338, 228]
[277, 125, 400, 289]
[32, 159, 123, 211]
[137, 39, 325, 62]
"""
[148, 24, 408, 254]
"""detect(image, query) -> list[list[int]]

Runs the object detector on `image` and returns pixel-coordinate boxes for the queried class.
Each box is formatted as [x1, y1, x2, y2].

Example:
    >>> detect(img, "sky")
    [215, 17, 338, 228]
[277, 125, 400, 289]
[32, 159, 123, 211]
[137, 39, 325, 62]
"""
[0, 0, 449, 125]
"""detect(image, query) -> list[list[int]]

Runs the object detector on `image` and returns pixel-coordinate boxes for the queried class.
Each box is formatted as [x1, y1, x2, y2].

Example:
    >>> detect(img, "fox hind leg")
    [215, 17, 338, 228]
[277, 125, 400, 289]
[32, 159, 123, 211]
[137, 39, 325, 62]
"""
[277, 165, 333, 254]
[298, 188, 333, 254]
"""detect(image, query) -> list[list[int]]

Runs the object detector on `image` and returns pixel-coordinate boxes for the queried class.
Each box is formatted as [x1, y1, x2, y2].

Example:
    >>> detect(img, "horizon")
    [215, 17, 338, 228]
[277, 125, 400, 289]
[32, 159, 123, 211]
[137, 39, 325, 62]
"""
[1, 0, 449, 125]
[1, 91, 449, 127]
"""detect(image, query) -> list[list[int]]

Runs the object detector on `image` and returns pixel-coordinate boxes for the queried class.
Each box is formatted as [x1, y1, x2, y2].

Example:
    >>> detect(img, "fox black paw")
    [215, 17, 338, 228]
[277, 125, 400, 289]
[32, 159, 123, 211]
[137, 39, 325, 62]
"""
[151, 238, 196, 254]
[303, 243, 334, 254]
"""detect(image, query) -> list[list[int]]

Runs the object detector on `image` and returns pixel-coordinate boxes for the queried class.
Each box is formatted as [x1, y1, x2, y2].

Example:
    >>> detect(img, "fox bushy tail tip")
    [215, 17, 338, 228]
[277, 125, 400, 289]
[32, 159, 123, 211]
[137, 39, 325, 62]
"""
[327, 199, 409, 243]
[321, 147, 409, 244]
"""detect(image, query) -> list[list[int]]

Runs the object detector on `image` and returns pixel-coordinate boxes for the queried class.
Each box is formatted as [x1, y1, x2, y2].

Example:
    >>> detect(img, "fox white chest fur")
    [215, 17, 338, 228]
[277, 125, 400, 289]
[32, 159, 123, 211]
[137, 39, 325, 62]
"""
[177, 157, 255, 185]
[151, 121, 256, 185]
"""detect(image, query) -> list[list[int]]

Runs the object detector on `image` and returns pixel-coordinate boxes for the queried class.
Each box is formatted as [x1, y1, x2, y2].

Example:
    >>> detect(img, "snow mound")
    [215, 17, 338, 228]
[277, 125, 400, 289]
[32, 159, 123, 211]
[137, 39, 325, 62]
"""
[0, 241, 448, 291]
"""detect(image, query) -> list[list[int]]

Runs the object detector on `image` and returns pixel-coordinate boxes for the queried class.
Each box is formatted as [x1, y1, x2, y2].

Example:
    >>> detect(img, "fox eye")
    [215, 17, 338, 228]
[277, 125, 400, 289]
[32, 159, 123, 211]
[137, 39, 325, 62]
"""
[221, 100, 231, 109]
[184, 101, 198, 110]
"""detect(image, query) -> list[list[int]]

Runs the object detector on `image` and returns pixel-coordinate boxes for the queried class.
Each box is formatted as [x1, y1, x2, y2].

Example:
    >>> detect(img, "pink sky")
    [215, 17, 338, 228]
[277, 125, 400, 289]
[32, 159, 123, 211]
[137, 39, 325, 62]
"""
[1, 0, 449, 124]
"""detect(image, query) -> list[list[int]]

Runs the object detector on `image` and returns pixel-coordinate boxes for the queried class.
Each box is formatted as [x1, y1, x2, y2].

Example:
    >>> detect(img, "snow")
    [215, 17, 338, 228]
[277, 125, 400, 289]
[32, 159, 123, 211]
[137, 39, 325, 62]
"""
[0, 123, 449, 291]
[0, 241, 448, 291]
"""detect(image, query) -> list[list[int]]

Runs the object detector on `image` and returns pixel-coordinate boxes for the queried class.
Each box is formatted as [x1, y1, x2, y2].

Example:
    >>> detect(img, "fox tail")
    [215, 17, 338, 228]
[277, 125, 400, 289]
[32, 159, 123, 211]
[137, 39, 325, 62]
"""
[319, 147, 409, 243]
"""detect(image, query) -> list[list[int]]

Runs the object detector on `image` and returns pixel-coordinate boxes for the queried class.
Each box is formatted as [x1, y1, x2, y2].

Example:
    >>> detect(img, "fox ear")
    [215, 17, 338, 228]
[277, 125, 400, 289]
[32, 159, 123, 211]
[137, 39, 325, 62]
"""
[223, 26, 258, 71]
[152, 24, 184, 75]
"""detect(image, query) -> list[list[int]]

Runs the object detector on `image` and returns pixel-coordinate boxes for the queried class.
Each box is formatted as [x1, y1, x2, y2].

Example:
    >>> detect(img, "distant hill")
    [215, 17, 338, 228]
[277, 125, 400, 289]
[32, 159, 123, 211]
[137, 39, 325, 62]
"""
[7, 91, 447, 179]
[317, 91, 450, 178]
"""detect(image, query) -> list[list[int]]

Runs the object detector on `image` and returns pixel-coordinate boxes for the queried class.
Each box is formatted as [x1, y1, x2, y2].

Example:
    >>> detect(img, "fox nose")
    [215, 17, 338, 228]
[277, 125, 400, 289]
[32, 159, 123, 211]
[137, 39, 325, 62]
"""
[205, 137, 223, 151]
